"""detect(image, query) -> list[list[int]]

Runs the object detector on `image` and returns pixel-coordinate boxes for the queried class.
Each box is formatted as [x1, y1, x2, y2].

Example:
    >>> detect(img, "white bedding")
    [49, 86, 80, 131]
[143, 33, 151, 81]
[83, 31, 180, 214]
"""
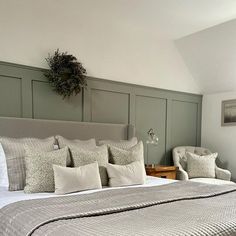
[0, 176, 176, 209]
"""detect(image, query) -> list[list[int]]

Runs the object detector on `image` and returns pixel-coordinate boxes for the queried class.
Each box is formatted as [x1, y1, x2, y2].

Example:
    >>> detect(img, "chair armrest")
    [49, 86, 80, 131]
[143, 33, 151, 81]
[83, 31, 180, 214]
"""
[215, 166, 231, 181]
[176, 167, 189, 180]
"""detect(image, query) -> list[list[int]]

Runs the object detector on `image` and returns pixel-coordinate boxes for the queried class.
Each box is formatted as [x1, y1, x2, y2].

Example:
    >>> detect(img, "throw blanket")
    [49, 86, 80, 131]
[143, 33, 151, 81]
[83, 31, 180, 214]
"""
[1, 181, 236, 236]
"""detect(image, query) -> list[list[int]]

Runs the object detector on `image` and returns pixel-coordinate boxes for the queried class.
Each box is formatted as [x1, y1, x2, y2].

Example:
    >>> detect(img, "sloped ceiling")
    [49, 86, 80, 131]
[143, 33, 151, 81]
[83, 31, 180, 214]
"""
[176, 19, 236, 94]
[1, 0, 236, 94]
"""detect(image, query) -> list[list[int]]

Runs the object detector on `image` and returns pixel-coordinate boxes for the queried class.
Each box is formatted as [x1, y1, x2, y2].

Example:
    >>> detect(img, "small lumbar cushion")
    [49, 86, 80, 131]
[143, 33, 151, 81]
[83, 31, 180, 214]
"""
[107, 161, 146, 187]
[186, 152, 218, 179]
[53, 162, 102, 194]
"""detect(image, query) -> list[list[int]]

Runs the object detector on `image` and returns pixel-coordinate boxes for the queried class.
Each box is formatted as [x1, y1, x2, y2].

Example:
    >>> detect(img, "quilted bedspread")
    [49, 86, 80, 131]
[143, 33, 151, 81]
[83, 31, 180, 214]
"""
[1, 181, 236, 236]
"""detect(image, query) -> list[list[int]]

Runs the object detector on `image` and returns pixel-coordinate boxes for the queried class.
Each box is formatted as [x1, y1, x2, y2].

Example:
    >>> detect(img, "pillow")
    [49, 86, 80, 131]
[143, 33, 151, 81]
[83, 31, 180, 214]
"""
[0, 144, 8, 187]
[56, 135, 96, 149]
[24, 147, 68, 193]
[56, 136, 97, 166]
[53, 162, 102, 195]
[109, 141, 144, 165]
[0, 136, 55, 191]
[98, 137, 138, 149]
[107, 161, 146, 187]
[70, 145, 109, 186]
[186, 152, 218, 179]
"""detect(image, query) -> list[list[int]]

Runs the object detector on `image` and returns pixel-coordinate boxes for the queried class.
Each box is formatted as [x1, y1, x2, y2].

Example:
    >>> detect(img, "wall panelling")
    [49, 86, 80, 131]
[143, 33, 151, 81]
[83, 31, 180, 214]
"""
[0, 61, 202, 164]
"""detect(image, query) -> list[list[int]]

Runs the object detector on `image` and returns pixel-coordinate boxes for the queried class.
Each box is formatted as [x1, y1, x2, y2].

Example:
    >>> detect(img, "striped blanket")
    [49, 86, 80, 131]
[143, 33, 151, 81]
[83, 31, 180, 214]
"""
[1, 181, 236, 236]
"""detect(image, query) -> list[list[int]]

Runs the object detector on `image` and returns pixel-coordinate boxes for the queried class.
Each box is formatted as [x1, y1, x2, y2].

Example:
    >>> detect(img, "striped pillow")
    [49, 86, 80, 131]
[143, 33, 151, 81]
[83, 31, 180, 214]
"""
[0, 136, 55, 191]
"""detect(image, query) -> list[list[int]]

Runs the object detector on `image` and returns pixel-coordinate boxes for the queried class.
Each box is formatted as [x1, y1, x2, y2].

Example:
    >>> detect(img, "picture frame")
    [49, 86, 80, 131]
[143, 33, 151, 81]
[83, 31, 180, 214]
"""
[221, 99, 236, 126]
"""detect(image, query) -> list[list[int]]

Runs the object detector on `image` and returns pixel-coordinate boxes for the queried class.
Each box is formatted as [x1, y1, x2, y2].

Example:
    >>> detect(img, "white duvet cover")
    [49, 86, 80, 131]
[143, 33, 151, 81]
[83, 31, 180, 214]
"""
[0, 176, 176, 209]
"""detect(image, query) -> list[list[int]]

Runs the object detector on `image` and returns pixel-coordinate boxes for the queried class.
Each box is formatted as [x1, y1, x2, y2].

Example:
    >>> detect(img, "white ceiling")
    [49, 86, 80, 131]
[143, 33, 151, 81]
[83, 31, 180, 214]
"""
[176, 19, 236, 94]
[120, 0, 236, 39]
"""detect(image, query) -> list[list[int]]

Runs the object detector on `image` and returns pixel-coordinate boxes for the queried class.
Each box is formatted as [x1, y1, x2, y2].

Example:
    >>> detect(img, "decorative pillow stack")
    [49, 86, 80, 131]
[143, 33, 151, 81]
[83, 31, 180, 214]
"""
[106, 141, 146, 187]
[0, 136, 55, 191]
[186, 152, 218, 179]
[1, 135, 145, 194]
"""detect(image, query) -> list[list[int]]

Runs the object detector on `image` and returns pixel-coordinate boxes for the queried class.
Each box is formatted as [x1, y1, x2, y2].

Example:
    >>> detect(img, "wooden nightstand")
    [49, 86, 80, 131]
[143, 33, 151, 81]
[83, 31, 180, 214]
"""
[145, 165, 178, 180]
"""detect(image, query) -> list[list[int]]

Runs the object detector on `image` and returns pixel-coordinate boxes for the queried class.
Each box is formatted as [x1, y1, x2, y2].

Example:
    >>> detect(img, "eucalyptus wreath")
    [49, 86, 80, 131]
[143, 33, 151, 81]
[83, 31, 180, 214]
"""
[45, 49, 87, 98]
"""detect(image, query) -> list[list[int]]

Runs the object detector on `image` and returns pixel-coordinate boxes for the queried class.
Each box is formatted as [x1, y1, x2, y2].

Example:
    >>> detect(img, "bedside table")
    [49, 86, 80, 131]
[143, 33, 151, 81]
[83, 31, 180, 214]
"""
[145, 165, 178, 180]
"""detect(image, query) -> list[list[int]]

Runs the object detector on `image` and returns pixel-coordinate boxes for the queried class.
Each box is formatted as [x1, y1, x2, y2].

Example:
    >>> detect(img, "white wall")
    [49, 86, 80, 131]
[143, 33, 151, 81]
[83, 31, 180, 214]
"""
[0, 0, 199, 94]
[202, 92, 236, 180]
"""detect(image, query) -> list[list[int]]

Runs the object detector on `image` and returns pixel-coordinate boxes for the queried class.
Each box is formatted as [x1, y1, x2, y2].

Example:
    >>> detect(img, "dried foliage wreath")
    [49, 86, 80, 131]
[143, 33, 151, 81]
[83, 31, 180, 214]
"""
[45, 49, 87, 98]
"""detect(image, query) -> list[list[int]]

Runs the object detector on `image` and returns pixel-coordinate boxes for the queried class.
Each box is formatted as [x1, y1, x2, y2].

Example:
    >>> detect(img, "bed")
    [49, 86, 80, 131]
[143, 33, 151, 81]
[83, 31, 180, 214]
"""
[0, 117, 236, 236]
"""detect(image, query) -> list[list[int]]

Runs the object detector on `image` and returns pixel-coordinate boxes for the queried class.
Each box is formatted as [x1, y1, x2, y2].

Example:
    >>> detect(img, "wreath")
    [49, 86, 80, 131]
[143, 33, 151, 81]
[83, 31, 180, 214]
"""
[45, 49, 87, 98]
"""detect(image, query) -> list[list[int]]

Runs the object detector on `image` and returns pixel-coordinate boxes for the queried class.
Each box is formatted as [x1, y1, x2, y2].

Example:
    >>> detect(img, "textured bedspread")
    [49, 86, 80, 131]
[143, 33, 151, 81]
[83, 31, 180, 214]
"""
[1, 181, 236, 236]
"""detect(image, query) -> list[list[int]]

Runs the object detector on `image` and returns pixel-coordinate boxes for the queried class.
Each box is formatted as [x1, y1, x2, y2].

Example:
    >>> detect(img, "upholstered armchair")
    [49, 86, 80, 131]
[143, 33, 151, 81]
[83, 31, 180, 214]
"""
[173, 146, 232, 184]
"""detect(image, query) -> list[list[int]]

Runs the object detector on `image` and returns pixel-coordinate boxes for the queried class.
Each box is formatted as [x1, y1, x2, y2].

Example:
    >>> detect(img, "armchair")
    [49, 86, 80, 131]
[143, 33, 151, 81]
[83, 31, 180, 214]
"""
[172, 146, 232, 185]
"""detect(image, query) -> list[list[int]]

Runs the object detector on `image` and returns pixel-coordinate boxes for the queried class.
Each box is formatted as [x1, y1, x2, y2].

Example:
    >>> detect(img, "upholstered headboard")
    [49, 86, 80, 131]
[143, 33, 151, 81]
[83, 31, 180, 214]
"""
[0, 117, 135, 140]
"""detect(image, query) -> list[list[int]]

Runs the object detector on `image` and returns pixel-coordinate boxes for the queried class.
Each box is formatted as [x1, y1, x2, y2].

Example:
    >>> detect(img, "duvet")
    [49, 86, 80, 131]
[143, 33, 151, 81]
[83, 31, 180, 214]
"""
[0, 181, 236, 236]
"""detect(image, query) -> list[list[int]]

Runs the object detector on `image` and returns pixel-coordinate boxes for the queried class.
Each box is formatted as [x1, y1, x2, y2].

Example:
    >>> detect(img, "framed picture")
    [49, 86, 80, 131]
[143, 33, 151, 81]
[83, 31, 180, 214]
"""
[222, 99, 236, 126]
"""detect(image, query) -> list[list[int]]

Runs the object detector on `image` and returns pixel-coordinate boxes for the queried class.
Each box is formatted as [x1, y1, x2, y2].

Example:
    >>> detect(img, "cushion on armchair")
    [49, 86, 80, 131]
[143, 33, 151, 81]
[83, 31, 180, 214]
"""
[186, 152, 218, 179]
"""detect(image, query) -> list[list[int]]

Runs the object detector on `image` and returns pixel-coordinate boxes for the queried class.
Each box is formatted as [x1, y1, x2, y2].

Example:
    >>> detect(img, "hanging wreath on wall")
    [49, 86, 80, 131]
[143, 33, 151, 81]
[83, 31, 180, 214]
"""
[45, 49, 87, 99]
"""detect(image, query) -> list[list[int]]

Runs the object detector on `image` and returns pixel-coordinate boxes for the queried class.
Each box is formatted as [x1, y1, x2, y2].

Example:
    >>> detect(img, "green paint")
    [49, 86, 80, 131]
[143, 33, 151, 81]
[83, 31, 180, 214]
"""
[0, 61, 202, 165]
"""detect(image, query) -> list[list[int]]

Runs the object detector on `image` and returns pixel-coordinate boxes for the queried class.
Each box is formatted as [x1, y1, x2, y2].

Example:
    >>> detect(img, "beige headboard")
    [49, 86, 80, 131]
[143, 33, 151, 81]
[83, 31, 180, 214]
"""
[0, 117, 135, 140]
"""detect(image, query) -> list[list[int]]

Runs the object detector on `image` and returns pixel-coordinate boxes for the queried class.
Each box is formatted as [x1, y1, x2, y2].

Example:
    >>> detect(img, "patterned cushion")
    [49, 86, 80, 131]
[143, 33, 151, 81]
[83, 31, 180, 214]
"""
[56, 136, 97, 166]
[107, 161, 146, 187]
[0, 136, 55, 191]
[186, 152, 218, 179]
[24, 147, 68, 193]
[70, 145, 109, 186]
[98, 137, 138, 149]
[53, 162, 102, 194]
[109, 141, 144, 165]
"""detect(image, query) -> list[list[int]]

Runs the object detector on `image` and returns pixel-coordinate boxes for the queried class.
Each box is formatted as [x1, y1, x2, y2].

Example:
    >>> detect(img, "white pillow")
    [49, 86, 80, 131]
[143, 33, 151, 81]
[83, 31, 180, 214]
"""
[53, 162, 102, 194]
[0, 144, 9, 187]
[107, 161, 146, 187]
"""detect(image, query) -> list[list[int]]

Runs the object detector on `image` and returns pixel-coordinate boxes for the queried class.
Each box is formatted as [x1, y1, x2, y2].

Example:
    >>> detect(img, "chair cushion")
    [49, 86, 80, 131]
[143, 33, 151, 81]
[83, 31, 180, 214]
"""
[186, 152, 217, 178]
[174, 146, 212, 171]
[190, 178, 235, 185]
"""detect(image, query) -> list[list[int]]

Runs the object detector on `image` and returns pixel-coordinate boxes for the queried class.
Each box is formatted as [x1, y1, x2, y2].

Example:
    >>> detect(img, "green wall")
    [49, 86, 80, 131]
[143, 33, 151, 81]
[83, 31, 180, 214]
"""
[0, 61, 202, 165]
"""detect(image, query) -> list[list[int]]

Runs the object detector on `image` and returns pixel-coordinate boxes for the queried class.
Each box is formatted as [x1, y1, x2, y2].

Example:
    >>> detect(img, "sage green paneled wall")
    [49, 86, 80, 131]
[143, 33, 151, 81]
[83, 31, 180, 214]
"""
[0, 61, 202, 165]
